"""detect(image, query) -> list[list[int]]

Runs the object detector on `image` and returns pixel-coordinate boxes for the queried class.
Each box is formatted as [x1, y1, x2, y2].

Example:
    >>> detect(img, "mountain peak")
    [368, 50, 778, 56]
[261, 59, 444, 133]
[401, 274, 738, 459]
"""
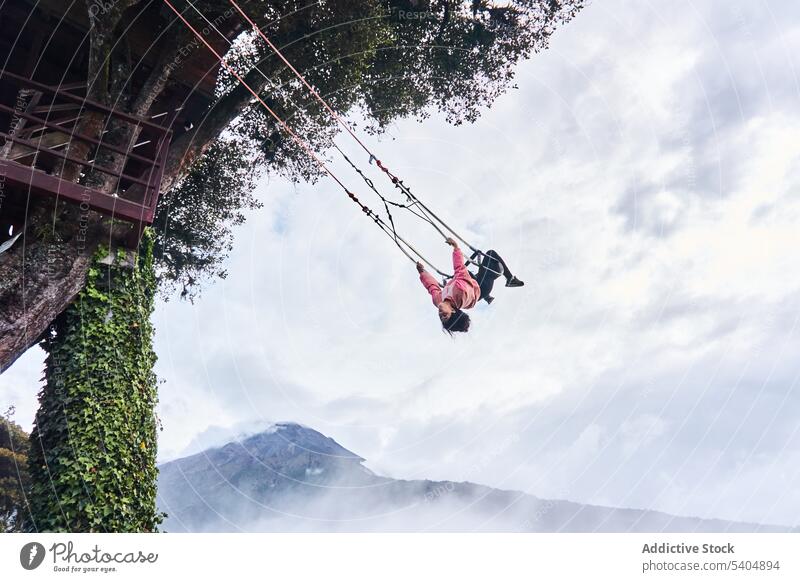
[234, 422, 364, 462]
[157, 421, 375, 531]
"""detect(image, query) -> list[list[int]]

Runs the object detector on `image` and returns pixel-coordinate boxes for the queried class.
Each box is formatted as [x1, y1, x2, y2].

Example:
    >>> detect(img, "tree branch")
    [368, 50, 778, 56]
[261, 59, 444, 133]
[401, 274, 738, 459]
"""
[160, 65, 275, 192]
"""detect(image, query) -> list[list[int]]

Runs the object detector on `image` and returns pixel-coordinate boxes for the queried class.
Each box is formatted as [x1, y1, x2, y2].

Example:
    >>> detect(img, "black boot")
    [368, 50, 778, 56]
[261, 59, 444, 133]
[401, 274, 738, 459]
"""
[505, 276, 524, 288]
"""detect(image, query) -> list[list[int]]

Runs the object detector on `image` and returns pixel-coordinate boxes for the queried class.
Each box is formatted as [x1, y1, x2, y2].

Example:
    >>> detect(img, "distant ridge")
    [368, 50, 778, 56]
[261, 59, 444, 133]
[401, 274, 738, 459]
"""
[157, 423, 793, 533]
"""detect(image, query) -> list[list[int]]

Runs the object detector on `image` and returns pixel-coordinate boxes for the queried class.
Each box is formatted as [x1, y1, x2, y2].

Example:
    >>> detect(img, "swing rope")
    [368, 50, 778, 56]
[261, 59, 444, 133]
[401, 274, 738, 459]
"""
[334, 145, 440, 237]
[163, 0, 452, 278]
[226, 0, 486, 260]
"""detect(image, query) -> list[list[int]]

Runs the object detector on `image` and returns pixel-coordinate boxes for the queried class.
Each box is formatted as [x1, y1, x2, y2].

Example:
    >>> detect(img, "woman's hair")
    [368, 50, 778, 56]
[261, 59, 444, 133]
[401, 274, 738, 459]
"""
[442, 308, 471, 335]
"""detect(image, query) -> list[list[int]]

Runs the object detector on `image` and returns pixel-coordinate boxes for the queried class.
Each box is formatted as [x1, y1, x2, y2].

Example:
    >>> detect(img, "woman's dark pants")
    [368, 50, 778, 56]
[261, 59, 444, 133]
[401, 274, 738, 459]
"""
[469, 250, 515, 303]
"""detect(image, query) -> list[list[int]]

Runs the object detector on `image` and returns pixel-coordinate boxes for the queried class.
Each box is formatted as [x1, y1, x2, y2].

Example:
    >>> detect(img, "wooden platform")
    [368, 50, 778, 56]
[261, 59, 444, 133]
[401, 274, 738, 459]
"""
[0, 72, 171, 237]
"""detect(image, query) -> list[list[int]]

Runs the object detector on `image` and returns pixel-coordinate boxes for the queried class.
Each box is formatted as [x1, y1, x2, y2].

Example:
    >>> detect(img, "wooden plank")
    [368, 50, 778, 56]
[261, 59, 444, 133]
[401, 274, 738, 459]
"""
[31, 103, 81, 114]
[1, 72, 171, 132]
[0, 131, 155, 188]
[0, 90, 42, 155]
[148, 134, 171, 222]
[0, 159, 153, 224]
[6, 128, 70, 161]
[20, 116, 81, 138]
[0, 103, 159, 164]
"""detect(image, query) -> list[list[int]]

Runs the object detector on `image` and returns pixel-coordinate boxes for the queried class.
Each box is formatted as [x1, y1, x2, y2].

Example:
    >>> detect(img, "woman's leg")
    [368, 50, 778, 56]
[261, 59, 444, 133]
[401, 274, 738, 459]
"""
[469, 250, 523, 303]
[469, 268, 497, 303]
[485, 250, 511, 279]
[485, 250, 524, 287]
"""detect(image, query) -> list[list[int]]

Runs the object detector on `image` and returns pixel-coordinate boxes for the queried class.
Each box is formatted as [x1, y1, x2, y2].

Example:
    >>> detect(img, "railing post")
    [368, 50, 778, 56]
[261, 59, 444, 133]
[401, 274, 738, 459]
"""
[147, 129, 171, 223]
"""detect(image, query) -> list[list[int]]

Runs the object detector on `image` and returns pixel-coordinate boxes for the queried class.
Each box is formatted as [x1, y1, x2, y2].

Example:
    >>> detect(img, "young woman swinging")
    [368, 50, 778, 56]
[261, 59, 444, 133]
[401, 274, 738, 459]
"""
[417, 238, 524, 334]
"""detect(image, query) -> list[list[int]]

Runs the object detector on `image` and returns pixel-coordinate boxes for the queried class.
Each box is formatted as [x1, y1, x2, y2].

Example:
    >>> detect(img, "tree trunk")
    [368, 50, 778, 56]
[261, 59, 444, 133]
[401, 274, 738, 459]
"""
[27, 231, 161, 532]
[0, 208, 104, 373]
[92, 32, 187, 194]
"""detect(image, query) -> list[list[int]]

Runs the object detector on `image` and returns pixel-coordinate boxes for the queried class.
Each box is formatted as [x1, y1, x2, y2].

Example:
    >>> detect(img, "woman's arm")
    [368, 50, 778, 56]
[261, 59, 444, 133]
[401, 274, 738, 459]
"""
[419, 267, 442, 306]
[451, 246, 471, 281]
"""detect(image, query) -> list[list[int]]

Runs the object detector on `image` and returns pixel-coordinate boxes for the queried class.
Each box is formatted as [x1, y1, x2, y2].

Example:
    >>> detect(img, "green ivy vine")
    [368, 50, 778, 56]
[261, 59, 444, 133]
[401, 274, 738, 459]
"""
[27, 230, 164, 532]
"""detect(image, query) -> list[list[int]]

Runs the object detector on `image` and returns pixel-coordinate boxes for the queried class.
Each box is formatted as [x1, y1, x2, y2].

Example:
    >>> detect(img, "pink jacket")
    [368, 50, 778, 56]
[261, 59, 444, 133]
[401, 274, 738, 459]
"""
[419, 248, 481, 310]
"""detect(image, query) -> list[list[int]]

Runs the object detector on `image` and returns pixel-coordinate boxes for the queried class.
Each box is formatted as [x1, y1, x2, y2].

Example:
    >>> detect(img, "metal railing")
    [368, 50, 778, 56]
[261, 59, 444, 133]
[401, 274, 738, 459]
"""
[0, 71, 171, 225]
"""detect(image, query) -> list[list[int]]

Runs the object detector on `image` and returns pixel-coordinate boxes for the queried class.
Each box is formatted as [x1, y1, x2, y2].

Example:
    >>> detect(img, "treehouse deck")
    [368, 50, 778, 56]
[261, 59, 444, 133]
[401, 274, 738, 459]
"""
[0, 0, 241, 249]
[0, 72, 171, 241]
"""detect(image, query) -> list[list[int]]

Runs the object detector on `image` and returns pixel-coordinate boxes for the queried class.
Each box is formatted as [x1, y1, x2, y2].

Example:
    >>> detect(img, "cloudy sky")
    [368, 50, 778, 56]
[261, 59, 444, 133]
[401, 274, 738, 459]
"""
[3, 0, 800, 528]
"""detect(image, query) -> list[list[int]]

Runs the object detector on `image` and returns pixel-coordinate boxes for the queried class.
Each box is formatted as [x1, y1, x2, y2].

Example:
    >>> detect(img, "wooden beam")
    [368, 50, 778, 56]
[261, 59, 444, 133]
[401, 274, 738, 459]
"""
[0, 131, 155, 188]
[1, 71, 171, 132]
[0, 103, 159, 164]
[0, 91, 42, 158]
[0, 159, 153, 224]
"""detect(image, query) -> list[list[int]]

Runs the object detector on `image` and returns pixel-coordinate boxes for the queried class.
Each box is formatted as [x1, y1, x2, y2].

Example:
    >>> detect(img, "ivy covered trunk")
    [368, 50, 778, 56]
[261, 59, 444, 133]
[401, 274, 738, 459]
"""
[27, 231, 162, 532]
